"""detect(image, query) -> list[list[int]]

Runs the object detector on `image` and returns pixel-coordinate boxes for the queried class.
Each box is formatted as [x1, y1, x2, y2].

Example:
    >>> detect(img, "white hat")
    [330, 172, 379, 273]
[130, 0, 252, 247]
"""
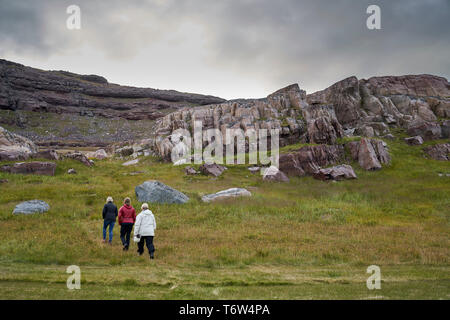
[106, 196, 113, 203]
[141, 203, 149, 210]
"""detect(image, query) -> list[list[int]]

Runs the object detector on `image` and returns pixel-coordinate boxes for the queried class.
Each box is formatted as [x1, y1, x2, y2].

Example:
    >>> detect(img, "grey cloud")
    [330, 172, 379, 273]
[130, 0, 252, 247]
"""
[0, 0, 448, 98]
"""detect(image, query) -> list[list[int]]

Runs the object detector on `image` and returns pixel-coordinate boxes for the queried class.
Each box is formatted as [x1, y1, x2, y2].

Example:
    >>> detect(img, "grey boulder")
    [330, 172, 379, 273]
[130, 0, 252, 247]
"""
[201, 188, 251, 203]
[135, 180, 189, 204]
[313, 164, 357, 181]
[13, 200, 50, 215]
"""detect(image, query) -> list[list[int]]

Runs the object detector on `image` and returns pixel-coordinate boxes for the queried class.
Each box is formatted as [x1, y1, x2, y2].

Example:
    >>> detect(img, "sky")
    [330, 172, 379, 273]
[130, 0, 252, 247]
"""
[0, 0, 449, 100]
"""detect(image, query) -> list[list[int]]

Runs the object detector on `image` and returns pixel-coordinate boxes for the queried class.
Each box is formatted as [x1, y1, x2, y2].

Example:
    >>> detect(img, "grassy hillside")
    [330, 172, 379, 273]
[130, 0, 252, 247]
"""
[0, 135, 449, 299]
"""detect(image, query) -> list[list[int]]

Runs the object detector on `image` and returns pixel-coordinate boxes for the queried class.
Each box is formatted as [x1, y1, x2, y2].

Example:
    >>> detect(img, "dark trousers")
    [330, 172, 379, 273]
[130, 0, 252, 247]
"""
[137, 236, 155, 256]
[120, 223, 134, 247]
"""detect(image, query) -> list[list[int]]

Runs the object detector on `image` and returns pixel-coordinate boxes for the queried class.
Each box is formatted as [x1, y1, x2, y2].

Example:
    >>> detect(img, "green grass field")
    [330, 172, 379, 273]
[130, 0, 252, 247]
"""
[0, 134, 449, 299]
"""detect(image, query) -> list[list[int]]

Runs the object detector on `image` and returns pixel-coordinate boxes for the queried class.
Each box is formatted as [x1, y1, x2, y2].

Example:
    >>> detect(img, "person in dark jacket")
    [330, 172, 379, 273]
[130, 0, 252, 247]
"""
[118, 197, 136, 251]
[102, 196, 118, 244]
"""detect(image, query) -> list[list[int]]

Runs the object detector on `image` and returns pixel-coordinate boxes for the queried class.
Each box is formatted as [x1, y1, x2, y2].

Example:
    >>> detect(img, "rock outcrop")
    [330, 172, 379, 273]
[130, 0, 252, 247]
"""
[0, 59, 225, 121]
[1, 161, 56, 175]
[0, 126, 37, 160]
[135, 180, 189, 204]
[423, 144, 450, 161]
[142, 75, 448, 161]
[279, 145, 345, 176]
[346, 138, 390, 170]
[313, 164, 357, 181]
[307, 75, 449, 132]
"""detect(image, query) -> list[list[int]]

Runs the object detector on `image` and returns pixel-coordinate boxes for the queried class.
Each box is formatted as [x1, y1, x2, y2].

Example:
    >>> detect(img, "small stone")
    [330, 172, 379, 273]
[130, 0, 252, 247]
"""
[185, 166, 198, 175]
[67, 168, 77, 174]
[122, 159, 139, 166]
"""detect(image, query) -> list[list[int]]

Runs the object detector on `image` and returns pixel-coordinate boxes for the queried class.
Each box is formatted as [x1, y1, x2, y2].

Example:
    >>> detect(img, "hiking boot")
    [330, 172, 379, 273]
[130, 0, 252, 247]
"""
[150, 253, 154, 259]
[102, 239, 106, 244]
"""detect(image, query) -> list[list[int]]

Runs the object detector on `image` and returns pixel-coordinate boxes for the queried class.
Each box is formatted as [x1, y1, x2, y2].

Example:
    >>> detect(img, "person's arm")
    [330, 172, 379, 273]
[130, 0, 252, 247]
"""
[115, 205, 118, 218]
[132, 209, 136, 223]
[118, 207, 123, 225]
[153, 214, 156, 230]
[134, 215, 141, 236]
[102, 205, 106, 219]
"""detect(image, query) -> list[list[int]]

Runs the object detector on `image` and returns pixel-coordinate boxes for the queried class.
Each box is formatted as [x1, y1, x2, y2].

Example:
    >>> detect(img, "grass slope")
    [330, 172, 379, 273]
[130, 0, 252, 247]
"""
[0, 134, 449, 299]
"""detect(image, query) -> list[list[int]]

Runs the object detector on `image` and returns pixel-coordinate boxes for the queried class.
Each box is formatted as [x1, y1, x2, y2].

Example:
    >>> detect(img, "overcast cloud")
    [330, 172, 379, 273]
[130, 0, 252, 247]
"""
[0, 0, 449, 99]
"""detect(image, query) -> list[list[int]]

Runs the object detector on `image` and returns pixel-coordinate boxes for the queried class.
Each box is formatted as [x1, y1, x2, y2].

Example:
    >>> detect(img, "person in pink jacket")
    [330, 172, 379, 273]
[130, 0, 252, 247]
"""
[118, 197, 136, 251]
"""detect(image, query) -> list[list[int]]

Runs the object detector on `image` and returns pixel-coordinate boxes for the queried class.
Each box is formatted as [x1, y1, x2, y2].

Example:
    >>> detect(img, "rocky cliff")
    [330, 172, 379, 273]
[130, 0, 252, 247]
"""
[146, 75, 449, 160]
[0, 59, 226, 120]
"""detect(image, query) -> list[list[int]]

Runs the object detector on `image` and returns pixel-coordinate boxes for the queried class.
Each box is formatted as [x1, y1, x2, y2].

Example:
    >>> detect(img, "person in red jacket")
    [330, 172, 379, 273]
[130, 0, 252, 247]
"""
[118, 197, 136, 251]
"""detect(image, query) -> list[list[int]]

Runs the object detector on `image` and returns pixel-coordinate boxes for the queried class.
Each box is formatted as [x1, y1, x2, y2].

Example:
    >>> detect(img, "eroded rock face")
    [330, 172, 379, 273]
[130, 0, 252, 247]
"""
[0, 126, 37, 161]
[423, 143, 450, 161]
[0, 59, 225, 121]
[307, 74, 449, 133]
[148, 84, 309, 160]
[135, 180, 189, 204]
[1, 161, 56, 175]
[313, 164, 357, 181]
[279, 144, 345, 176]
[201, 188, 251, 202]
[144, 75, 448, 160]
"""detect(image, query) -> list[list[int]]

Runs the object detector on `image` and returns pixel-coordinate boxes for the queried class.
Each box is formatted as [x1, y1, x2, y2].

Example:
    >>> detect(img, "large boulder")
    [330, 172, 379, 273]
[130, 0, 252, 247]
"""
[346, 138, 390, 170]
[1, 161, 56, 176]
[279, 144, 345, 176]
[135, 180, 189, 204]
[199, 163, 226, 177]
[404, 136, 424, 145]
[262, 166, 290, 182]
[423, 144, 450, 161]
[0, 126, 37, 161]
[201, 188, 251, 202]
[313, 164, 357, 181]
[13, 200, 50, 215]
[407, 119, 442, 141]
